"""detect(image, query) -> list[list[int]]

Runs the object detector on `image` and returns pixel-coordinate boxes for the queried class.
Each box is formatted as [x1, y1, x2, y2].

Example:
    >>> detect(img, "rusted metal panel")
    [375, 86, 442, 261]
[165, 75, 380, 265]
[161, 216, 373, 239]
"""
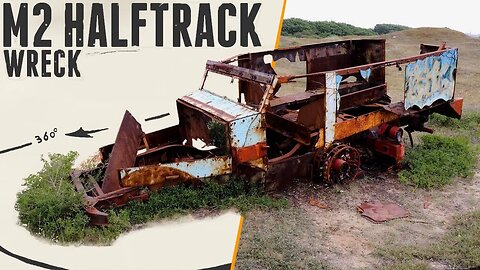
[270, 90, 324, 109]
[233, 142, 268, 164]
[120, 166, 197, 188]
[339, 84, 386, 109]
[177, 99, 222, 146]
[265, 111, 313, 145]
[404, 48, 458, 110]
[434, 98, 463, 119]
[143, 125, 181, 149]
[420, 43, 441, 54]
[334, 109, 400, 141]
[266, 152, 314, 191]
[306, 43, 351, 90]
[206, 60, 275, 85]
[120, 156, 232, 181]
[353, 39, 386, 84]
[102, 111, 144, 193]
[357, 202, 409, 223]
[297, 98, 325, 129]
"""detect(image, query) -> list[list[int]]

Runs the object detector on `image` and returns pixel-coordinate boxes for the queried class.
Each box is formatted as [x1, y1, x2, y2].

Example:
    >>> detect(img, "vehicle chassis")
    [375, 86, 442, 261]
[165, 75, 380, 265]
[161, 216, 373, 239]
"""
[72, 39, 463, 225]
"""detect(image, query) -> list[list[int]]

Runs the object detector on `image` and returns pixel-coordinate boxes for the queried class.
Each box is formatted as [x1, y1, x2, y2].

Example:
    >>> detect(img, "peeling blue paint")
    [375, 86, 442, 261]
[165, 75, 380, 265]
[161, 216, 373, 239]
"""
[360, 68, 372, 81]
[185, 89, 258, 121]
[404, 49, 458, 109]
[336, 75, 343, 89]
[229, 114, 265, 148]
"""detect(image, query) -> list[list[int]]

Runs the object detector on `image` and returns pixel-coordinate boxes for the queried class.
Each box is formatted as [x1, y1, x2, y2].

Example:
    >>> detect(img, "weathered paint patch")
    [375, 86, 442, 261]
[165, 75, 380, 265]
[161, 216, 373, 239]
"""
[336, 75, 343, 111]
[404, 49, 458, 109]
[360, 68, 372, 81]
[324, 72, 339, 147]
[181, 89, 258, 122]
[229, 114, 265, 148]
[120, 156, 232, 180]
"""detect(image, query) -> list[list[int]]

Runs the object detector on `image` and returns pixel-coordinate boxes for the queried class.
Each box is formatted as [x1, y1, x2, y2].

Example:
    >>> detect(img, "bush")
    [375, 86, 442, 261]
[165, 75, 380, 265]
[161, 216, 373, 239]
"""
[373, 24, 410, 35]
[15, 151, 89, 242]
[282, 18, 376, 38]
[398, 135, 477, 188]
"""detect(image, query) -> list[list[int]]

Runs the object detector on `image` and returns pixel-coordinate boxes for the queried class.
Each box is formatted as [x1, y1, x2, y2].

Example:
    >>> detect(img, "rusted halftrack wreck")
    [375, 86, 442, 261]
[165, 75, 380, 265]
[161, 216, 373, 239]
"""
[72, 39, 463, 225]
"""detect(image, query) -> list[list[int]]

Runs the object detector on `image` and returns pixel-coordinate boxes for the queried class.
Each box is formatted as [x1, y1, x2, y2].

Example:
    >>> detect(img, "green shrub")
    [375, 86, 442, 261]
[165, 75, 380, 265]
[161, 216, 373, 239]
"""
[398, 135, 477, 188]
[15, 151, 89, 242]
[373, 24, 410, 35]
[282, 18, 376, 38]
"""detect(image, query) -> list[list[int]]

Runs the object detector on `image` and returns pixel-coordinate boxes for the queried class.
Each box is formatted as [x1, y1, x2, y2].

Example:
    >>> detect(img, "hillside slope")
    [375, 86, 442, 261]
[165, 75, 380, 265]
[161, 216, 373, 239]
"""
[278, 28, 480, 111]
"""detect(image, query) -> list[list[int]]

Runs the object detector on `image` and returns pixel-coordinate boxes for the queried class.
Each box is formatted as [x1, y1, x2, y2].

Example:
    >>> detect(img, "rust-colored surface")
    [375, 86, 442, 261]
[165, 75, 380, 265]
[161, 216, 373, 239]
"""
[436, 98, 463, 119]
[314, 144, 361, 184]
[449, 98, 463, 118]
[121, 166, 198, 188]
[308, 197, 329, 209]
[266, 152, 313, 191]
[71, 169, 148, 226]
[265, 111, 313, 145]
[233, 143, 268, 164]
[374, 139, 405, 163]
[357, 202, 409, 223]
[339, 84, 387, 109]
[102, 111, 144, 193]
[334, 109, 400, 141]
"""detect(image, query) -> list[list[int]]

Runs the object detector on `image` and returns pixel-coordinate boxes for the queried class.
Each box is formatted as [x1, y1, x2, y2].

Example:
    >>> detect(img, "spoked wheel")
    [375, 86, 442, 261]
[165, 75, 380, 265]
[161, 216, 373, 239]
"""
[314, 143, 361, 184]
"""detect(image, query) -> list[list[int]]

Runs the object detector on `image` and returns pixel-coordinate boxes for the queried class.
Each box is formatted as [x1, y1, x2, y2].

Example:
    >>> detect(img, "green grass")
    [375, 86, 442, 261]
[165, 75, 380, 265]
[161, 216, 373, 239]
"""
[430, 112, 480, 130]
[382, 262, 428, 270]
[16, 152, 289, 245]
[429, 112, 480, 143]
[398, 134, 477, 188]
[377, 210, 480, 269]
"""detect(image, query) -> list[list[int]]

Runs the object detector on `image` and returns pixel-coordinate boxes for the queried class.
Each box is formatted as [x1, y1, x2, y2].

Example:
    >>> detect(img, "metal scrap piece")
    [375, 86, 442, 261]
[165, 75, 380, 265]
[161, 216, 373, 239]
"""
[357, 202, 409, 223]
[102, 110, 144, 193]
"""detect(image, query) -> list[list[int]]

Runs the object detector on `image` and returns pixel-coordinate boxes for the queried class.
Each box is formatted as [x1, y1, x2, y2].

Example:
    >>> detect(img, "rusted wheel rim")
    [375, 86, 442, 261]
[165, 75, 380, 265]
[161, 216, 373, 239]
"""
[315, 144, 361, 184]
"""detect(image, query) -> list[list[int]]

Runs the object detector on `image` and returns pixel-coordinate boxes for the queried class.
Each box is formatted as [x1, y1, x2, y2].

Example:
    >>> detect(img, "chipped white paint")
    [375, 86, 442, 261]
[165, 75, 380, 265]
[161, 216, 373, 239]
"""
[324, 72, 340, 147]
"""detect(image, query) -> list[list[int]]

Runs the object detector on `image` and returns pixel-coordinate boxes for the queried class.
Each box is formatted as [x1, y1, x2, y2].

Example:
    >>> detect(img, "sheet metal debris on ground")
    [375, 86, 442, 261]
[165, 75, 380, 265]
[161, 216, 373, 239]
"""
[357, 202, 409, 223]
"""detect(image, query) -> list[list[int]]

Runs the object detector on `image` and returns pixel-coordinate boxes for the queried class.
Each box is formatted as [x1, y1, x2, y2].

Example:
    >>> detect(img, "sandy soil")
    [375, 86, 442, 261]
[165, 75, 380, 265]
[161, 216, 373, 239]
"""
[237, 169, 480, 269]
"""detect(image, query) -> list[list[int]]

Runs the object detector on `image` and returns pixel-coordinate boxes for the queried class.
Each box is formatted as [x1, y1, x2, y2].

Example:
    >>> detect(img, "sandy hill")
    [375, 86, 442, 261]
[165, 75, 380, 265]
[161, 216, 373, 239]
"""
[278, 28, 480, 111]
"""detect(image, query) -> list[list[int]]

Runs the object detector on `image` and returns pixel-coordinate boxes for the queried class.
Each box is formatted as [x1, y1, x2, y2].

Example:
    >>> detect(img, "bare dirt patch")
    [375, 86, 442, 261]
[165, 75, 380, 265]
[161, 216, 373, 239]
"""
[237, 170, 480, 269]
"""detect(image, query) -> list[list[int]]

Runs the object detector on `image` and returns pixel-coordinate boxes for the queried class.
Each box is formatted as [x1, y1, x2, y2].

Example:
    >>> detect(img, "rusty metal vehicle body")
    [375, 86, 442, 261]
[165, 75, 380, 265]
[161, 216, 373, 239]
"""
[72, 39, 463, 225]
